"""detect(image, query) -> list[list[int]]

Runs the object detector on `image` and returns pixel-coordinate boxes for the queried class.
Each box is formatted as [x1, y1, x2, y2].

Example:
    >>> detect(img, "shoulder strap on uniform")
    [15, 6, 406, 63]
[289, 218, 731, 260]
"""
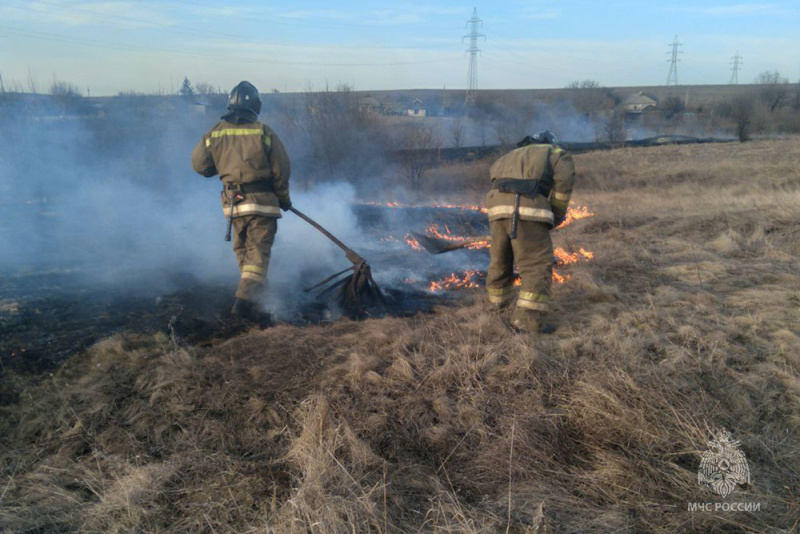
[261, 123, 272, 153]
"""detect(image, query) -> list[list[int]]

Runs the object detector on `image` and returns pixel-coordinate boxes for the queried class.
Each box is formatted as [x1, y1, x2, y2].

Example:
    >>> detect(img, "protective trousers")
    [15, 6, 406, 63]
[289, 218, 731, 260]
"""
[485, 218, 553, 314]
[231, 215, 277, 301]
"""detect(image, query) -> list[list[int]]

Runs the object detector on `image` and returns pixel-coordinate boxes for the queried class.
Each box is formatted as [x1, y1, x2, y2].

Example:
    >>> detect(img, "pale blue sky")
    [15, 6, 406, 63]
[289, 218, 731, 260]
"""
[0, 0, 797, 95]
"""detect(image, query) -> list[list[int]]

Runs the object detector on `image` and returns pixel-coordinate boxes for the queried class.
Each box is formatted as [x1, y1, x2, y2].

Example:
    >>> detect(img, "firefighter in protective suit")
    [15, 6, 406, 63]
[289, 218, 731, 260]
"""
[485, 131, 576, 333]
[191, 81, 292, 323]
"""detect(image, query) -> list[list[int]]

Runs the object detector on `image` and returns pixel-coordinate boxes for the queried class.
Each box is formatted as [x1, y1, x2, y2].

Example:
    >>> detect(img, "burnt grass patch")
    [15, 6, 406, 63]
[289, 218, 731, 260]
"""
[2, 139, 800, 532]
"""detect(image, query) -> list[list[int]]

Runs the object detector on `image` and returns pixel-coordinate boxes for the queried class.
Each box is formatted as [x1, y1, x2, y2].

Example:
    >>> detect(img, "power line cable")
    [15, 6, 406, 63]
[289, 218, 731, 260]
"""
[5, 2, 458, 51]
[0, 24, 460, 67]
[18, 0, 463, 36]
[156, 0, 466, 32]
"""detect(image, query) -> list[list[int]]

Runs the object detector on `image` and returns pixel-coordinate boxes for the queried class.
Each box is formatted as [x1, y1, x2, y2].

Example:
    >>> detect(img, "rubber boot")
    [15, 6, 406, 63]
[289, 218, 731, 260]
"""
[488, 298, 512, 314]
[231, 298, 273, 328]
[510, 309, 555, 334]
[231, 297, 253, 319]
[250, 309, 273, 328]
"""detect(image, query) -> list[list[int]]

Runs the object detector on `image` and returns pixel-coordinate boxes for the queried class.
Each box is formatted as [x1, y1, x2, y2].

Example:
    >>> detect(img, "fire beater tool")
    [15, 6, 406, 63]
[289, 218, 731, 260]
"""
[411, 233, 491, 255]
[290, 207, 385, 310]
[415, 179, 545, 251]
[411, 233, 563, 270]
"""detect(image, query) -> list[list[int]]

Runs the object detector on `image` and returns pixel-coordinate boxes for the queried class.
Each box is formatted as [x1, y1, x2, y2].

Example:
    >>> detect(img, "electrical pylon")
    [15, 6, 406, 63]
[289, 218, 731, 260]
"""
[463, 7, 485, 104]
[729, 52, 743, 84]
[666, 35, 682, 86]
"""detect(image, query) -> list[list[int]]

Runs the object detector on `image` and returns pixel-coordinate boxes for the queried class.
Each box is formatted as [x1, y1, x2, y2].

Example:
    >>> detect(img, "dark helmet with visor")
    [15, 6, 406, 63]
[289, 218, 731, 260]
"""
[517, 130, 559, 148]
[225, 81, 261, 120]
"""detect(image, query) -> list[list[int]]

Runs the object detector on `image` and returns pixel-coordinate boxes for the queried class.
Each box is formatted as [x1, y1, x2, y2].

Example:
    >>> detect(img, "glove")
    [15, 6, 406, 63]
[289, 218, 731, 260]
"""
[279, 199, 292, 212]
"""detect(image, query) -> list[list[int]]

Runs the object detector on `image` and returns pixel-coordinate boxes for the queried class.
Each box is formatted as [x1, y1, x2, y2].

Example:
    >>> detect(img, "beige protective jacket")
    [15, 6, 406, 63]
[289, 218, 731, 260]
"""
[485, 144, 576, 226]
[191, 120, 291, 218]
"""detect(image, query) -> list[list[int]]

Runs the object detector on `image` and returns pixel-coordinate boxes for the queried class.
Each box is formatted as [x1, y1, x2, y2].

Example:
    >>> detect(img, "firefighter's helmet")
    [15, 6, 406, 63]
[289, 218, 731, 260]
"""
[227, 81, 262, 116]
[517, 130, 558, 148]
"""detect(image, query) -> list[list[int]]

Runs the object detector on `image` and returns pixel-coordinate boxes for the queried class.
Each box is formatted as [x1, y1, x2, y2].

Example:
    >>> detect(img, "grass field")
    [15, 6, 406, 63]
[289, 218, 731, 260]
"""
[1, 139, 799, 532]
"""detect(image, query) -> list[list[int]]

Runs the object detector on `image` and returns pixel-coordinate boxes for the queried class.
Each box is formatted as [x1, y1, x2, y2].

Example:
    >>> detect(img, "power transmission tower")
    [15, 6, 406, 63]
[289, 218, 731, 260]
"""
[463, 7, 485, 104]
[666, 35, 682, 86]
[729, 52, 743, 84]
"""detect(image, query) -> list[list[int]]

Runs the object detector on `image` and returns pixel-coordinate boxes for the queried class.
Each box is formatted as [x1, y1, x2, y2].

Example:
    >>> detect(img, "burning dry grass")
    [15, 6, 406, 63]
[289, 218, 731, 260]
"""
[2, 138, 800, 532]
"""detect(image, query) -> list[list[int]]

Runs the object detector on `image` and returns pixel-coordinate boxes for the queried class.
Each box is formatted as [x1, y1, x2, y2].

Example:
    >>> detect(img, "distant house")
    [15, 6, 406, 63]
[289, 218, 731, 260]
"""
[192, 96, 210, 114]
[357, 96, 382, 113]
[407, 98, 427, 117]
[622, 92, 658, 117]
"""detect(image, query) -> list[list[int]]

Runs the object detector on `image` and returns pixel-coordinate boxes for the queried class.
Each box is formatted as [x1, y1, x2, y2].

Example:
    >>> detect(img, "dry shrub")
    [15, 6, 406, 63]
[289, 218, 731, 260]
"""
[266, 395, 386, 532]
[3, 138, 800, 532]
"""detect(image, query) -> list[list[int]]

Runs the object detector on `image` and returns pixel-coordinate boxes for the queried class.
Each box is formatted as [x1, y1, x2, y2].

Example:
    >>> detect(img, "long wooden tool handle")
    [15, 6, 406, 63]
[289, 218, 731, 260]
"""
[290, 207, 365, 264]
[289, 207, 350, 252]
[439, 236, 492, 253]
[457, 235, 492, 245]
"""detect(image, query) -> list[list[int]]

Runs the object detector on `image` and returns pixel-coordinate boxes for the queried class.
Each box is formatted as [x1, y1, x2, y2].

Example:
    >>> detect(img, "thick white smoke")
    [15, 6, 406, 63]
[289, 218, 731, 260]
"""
[0, 97, 364, 308]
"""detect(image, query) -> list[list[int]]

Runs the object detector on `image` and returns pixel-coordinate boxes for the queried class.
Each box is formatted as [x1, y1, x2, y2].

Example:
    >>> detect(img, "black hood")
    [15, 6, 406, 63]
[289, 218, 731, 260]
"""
[221, 108, 258, 124]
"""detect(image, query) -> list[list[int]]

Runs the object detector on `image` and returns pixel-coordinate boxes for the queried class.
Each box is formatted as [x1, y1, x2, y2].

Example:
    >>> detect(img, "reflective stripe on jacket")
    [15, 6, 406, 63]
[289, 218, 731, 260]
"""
[191, 119, 291, 218]
[485, 144, 576, 226]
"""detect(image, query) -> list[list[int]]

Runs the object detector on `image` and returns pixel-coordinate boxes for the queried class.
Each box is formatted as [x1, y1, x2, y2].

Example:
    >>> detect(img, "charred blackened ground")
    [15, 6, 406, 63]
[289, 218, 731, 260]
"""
[0, 204, 480, 375]
[0, 199, 598, 384]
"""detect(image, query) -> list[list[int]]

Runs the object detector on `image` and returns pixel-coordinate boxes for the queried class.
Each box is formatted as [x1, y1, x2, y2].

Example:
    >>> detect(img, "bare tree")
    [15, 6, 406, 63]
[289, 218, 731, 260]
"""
[50, 79, 82, 99]
[602, 109, 626, 145]
[194, 82, 217, 95]
[301, 84, 360, 175]
[398, 122, 441, 190]
[281, 83, 387, 183]
[26, 68, 38, 94]
[754, 71, 789, 112]
[474, 116, 489, 146]
[566, 79, 611, 119]
[566, 79, 601, 90]
[493, 111, 531, 148]
[450, 115, 465, 148]
[661, 95, 685, 119]
[493, 120, 515, 147]
[719, 94, 756, 142]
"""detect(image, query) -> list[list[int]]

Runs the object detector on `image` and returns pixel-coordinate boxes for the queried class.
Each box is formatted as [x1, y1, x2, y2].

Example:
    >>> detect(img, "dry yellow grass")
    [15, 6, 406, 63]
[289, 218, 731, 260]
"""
[2, 138, 799, 533]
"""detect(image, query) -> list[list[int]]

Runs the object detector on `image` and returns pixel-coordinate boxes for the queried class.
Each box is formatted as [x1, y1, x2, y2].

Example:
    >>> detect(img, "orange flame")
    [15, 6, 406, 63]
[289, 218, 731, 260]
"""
[425, 244, 593, 291]
[404, 235, 422, 250]
[429, 270, 483, 291]
[431, 201, 487, 213]
[363, 201, 592, 225]
[370, 200, 595, 289]
[552, 271, 570, 284]
[421, 224, 492, 250]
[514, 271, 570, 286]
[557, 205, 594, 228]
